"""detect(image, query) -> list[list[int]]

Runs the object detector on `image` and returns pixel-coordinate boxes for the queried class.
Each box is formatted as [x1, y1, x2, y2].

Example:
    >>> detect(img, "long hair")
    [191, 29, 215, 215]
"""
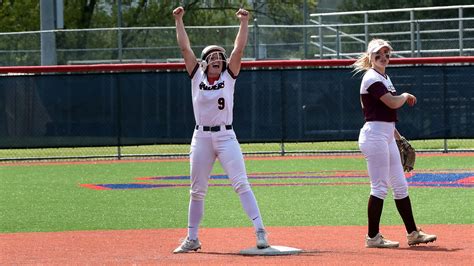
[352, 38, 392, 75]
[352, 53, 371, 75]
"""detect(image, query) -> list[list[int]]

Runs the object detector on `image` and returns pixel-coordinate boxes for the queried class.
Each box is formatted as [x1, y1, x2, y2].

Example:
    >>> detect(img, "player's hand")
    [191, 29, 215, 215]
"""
[173, 6, 184, 20]
[402, 93, 417, 106]
[236, 8, 250, 21]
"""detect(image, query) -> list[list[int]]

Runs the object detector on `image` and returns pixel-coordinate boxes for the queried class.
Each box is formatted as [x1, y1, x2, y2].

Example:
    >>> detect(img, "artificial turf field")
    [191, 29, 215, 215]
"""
[1, 153, 473, 233]
[1, 153, 473, 264]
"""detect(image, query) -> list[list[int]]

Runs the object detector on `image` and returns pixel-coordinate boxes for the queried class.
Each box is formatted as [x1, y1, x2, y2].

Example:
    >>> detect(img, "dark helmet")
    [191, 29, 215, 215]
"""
[200, 45, 227, 72]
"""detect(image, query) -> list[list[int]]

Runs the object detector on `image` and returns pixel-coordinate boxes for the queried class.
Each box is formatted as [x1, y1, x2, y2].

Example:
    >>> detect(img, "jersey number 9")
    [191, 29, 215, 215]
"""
[218, 97, 225, 110]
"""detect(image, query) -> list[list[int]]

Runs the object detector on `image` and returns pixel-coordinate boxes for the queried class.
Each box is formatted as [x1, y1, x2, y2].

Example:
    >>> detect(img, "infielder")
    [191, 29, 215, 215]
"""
[353, 39, 437, 248]
[172, 6, 269, 253]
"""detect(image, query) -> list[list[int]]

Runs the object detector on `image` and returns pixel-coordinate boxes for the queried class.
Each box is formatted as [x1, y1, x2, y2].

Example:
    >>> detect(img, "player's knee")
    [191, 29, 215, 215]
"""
[391, 178, 408, 199]
[392, 186, 409, 199]
[190, 189, 207, 201]
[371, 187, 388, 200]
[233, 181, 251, 194]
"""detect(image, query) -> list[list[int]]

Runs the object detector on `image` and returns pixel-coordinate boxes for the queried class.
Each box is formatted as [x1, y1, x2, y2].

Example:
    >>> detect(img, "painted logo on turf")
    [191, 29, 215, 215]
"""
[80, 170, 474, 190]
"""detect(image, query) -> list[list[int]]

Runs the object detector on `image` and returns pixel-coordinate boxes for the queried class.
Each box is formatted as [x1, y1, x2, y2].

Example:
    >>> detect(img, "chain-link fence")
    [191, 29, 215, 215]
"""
[0, 5, 473, 66]
[0, 58, 473, 161]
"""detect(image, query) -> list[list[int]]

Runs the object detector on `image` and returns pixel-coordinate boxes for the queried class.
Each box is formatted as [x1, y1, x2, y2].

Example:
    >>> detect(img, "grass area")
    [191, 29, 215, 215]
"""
[0, 139, 473, 160]
[0, 155, 472, 233]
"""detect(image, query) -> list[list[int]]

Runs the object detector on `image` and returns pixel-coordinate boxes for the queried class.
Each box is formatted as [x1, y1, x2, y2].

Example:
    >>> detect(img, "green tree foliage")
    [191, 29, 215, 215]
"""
[0, 0, 40, 32]
[0, 0, 319, 65]
[0, 0, 40, 65]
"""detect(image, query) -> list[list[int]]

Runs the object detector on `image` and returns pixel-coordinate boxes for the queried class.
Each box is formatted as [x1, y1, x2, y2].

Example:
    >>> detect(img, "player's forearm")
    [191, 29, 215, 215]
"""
[380, 94, 406, 109]
[389, 96, 407, 109]
[175, 19, 192, 53]
[233, 20, 249, 56]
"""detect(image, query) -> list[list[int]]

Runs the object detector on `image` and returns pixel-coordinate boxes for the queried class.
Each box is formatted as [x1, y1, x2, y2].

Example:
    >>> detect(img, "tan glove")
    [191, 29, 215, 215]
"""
[396, 136, 416, 172]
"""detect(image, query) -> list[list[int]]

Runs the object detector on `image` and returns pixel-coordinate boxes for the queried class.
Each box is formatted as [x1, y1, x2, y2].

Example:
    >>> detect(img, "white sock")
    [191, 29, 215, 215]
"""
[239, 190, 265, 231]
[187, 199, 204, 240]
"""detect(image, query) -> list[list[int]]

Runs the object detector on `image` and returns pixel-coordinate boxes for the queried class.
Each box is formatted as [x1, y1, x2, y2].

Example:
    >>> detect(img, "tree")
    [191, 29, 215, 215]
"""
[0, 0, 40, 32]
[0, 0, 320, 65]
[0, 1, 40, 65]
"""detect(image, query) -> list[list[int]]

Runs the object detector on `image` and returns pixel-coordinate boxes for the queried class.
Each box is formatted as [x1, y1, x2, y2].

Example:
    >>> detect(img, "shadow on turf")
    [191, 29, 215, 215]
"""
[397, 246, 463, 252]
[179, 247, 462, 256]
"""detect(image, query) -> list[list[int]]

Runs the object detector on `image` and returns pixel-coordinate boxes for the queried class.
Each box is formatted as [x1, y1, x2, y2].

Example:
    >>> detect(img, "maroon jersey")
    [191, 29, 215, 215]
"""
[360, 68, 398, 122]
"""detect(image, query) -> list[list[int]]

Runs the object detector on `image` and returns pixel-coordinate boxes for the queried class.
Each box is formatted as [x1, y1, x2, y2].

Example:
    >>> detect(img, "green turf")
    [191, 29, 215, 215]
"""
[0, 155, 473, 233]
[1, 139, 473, 159]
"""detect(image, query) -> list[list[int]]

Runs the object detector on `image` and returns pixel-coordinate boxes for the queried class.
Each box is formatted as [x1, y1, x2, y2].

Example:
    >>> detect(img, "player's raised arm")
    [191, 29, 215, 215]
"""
[173, 6, 198, 76]
[228, 8, 250, 76]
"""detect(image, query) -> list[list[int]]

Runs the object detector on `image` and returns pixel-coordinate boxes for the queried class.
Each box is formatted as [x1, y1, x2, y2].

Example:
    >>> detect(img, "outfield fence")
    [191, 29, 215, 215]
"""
[0, 57, 473, 161]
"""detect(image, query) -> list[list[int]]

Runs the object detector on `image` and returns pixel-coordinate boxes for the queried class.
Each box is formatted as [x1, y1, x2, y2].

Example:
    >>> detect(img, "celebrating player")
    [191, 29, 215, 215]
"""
[172, 6, 269, 253]
[353, 39, 437, 248]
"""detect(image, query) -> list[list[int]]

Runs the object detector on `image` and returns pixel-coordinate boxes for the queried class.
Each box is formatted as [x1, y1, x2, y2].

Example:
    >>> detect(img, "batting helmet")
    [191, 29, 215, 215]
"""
[200, 45, 227, 72]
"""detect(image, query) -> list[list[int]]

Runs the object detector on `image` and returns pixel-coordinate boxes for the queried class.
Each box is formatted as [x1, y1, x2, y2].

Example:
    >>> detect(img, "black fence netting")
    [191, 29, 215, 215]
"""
[0, 65, 472, 149]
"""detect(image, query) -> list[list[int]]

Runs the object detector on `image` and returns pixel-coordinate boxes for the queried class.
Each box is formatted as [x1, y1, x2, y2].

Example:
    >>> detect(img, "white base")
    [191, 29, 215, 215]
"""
[239, 245, 302, 256]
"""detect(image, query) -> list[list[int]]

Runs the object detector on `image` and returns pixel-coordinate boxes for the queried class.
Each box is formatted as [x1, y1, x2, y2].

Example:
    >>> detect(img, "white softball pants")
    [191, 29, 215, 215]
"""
[358, 121, 409, 200]
[189, 127, 251, 201]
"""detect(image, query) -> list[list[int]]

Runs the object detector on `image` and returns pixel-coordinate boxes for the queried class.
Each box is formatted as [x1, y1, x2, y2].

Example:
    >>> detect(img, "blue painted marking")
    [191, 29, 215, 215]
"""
[153, 174, 363, 180]
[100, 183, 180, 189]
[149, 175, 228, 180]
[407, 173, 473, 183]
[153, 176, 188, 180]
[410, 183, 474, 188]
[83, 171, 474, 190]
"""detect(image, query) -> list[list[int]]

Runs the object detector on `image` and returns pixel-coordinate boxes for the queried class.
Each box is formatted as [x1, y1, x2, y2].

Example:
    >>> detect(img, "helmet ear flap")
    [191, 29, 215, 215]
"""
[200, 60, 208, 71]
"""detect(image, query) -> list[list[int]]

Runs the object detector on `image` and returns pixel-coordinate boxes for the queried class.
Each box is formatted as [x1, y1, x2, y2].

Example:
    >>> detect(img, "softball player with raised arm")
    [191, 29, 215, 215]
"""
[172, 6, 269, 253]
[353, 39, 437, 248]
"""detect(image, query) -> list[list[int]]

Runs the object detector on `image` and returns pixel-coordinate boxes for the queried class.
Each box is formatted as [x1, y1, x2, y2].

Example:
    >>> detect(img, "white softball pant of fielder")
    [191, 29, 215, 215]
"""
[358, 121, 409, 200]
[189, 128, 251, 201]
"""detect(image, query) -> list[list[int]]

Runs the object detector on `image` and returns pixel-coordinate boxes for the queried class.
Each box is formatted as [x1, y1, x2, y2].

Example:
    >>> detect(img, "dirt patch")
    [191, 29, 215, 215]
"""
[1, 224, 471, 265]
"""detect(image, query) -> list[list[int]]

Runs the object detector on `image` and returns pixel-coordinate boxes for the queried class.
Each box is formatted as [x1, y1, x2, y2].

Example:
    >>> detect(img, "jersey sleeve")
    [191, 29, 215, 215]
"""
[227, 68, 238, 80]
[189, 63, 199, 79]
[367, 81, 390, 99]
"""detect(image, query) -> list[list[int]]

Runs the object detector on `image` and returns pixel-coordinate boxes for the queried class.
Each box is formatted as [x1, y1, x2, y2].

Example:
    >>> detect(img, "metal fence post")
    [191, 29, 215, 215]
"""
[319, 16, 323, 58]
[280, 142, 285, 156]
[280, 69, 287, 156]
[336, 26, 340, 59]
[364, 12, 369, 46]
[116, 75, 122, 160]
[442, 66, 448, 153]
[254, 18, 259, 59]
[117, 0, 123, 62]
[303, 0, 308, 59]
[459, 7, 464, 56]
[416, 21, 421, 57]
[410, 10, 415, 57]
[40, 0, 57, 65]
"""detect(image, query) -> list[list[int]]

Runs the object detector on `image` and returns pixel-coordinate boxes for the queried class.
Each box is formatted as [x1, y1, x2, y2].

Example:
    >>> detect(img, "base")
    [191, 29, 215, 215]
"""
[239, 245, 302, 256]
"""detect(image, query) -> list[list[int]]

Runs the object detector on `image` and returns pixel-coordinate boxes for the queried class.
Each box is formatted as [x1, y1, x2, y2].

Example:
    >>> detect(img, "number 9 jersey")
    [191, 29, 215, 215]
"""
[190, 64, 237, 127]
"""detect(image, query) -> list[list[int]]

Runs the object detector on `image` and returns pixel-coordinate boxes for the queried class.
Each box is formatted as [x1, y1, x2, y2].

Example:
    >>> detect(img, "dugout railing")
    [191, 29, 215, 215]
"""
[310, 5, 474, 59]
[0, 57, 473, 161]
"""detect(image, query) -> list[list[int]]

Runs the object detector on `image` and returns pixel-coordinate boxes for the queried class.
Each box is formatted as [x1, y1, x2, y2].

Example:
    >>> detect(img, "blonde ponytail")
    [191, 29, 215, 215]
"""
[352, 53, 371, 75]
